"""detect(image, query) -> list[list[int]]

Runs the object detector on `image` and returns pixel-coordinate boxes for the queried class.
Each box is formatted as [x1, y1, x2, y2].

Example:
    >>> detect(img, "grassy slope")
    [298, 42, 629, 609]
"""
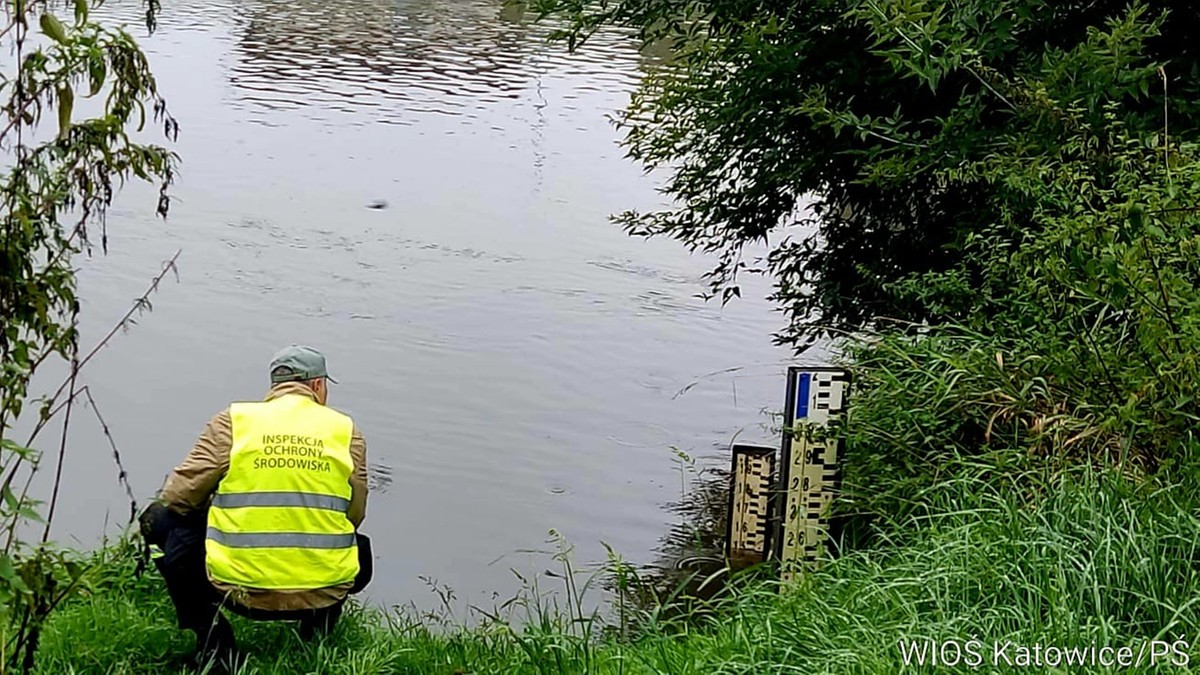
[33, 471, 1200, 674]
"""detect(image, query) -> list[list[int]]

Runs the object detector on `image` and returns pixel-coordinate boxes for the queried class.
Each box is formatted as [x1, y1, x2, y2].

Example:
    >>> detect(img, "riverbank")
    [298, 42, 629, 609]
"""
[33, 466, 1200, 674]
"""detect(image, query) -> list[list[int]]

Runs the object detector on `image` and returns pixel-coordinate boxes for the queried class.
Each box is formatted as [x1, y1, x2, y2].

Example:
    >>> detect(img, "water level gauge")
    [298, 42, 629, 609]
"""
[725, 444, 777, 566]
[772, 367, 851, 581]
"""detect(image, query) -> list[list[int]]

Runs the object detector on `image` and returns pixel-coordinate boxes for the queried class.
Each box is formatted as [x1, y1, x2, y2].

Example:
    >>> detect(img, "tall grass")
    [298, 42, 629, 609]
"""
[29, 465, 1200, 674]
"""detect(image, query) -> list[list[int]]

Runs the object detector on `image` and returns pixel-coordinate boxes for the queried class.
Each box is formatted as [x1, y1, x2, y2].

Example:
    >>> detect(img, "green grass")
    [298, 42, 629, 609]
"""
[31, 468, 1200, 674]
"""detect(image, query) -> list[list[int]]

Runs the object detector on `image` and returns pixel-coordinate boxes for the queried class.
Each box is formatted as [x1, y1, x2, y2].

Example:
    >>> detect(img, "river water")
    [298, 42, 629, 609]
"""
[29, 0, 818, 617]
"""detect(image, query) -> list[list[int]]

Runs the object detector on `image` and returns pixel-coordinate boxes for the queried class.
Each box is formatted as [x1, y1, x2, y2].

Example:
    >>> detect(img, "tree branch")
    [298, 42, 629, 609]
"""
[41, 351, 77, 545]
[81, 386, 138, 524]
[24, 249, 181, 449]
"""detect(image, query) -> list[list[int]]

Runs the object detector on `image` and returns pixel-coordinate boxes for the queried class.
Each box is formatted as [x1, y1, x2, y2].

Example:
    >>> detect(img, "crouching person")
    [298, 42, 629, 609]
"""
[140, 346, 372, 670]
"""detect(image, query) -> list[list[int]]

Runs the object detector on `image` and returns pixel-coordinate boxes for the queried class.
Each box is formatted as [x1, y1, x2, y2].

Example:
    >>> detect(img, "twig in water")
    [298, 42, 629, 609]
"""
[672, 366, 746, 400]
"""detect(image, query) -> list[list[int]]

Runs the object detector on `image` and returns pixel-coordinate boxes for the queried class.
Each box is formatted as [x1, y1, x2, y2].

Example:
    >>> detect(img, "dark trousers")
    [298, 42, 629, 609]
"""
[152, 510, 372, 653]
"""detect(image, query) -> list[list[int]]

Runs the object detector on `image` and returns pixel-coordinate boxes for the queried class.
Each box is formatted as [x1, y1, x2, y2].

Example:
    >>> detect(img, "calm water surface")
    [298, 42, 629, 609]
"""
[32, 0, 818, 616]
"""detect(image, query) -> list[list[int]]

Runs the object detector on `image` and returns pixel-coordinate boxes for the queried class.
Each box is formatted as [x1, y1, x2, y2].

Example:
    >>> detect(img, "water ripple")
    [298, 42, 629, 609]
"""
[93, 0, 651, 128]
[226, 0, 646, 124]
[368, 462, 395, 493]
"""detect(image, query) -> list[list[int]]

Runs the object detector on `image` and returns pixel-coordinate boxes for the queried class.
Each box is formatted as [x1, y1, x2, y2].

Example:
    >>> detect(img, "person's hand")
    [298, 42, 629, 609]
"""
[138, 501, 171, 547]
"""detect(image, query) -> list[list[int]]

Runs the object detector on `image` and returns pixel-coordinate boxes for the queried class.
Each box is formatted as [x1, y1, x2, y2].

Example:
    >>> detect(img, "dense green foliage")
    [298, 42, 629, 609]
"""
[833, 11, 1200, 530]
[530, 0, 1200, 348]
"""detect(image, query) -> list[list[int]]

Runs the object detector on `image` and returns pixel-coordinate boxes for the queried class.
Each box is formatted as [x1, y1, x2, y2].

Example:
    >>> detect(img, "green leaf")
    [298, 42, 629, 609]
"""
[1, 484, 18, 512]
[1128, 203, 1146, 229]
[88, 53, 106, 98]
[64, 560, 84, 580]
[39, 12, 68, 44]
[74, 0, 88, 24]
[10, 573, 30, 595]
[0, 557, 28, 594]
[17, 505, 44, 524]
[0, 439, 35, 461]
[57, 85, 74, 139]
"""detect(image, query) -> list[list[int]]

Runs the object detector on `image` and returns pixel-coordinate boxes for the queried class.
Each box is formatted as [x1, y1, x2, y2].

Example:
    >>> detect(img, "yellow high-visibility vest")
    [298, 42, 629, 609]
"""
[206, 394, 359, 589]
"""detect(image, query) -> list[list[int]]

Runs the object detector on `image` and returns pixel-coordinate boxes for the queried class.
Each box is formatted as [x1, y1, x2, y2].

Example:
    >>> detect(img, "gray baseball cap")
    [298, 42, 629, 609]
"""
[269, 345, 338, 384]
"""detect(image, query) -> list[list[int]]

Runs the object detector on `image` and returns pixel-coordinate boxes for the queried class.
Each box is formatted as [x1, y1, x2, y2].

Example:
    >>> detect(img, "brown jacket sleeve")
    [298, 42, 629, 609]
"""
[161, 409, 232, 515]
[347, 426, 368, 527]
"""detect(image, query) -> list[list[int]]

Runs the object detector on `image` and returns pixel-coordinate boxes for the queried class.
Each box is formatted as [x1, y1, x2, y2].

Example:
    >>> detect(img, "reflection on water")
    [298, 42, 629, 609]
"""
[621, 461, 736, 610]
[229, 0, 644, 125]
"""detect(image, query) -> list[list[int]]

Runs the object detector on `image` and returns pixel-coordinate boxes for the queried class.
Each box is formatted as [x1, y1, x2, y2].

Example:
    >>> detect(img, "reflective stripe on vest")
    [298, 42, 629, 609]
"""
[206, 528, 356, 549]
[212, 492, 350, 511]
[205, 394, 359, 590]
